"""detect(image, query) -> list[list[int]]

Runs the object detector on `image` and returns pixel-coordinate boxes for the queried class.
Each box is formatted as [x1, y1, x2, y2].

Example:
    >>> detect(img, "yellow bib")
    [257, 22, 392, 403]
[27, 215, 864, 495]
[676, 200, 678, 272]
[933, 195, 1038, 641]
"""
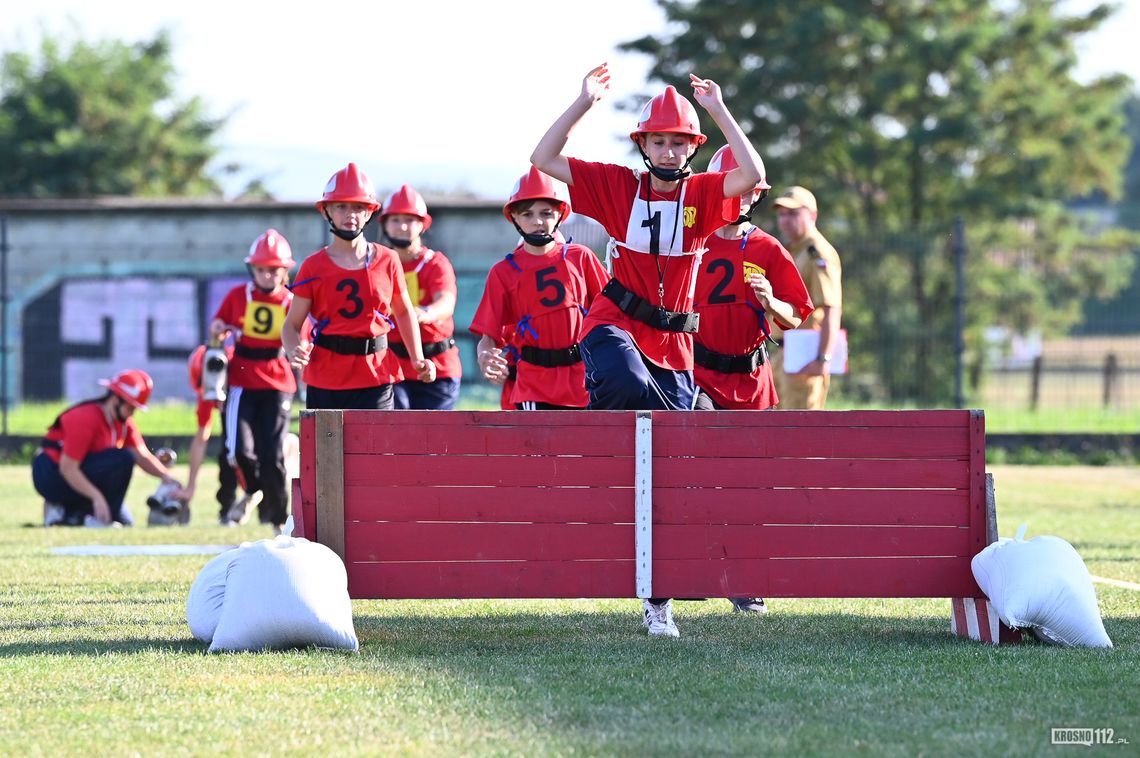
[404, 271, 421, 307]
[242, 301, 285, 341]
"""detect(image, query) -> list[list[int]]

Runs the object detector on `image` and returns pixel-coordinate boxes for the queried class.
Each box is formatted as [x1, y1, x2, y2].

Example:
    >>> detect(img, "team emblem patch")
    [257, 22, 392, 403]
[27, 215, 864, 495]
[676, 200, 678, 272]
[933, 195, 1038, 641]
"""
[683, 206, 696, 228]
[742, 261, 766, 282]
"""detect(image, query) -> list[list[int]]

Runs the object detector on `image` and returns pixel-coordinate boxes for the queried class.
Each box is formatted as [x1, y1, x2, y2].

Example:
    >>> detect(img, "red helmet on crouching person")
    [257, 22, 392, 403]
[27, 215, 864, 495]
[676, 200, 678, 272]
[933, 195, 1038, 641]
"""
[245, 228, 296, 270]
[503, 166, 571, 247]
[99, 369, 153, 410]
[316, 163, 380, 241]
[379, 185, 432, 249]
[630, 85, 706, 182]
[708, 144, 771, 223]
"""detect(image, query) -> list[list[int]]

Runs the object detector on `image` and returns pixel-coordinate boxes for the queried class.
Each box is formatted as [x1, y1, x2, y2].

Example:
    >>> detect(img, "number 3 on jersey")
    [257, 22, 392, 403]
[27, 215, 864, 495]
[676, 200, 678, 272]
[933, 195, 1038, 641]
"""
[242, 301, 286, 340]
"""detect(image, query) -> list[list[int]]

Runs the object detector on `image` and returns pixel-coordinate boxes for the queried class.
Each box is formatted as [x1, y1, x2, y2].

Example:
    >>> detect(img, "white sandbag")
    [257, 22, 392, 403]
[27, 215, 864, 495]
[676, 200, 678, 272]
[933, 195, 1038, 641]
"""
[208, 535, 358, 653]
[186, 546, 244, 643]
[971, 525, 1112, 648]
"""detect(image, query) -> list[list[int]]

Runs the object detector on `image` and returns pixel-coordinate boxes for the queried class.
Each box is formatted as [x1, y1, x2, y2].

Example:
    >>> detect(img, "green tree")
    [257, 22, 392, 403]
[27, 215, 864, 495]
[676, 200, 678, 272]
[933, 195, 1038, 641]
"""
[622, 0, 1138, 404]
[0, 30, 226, 197]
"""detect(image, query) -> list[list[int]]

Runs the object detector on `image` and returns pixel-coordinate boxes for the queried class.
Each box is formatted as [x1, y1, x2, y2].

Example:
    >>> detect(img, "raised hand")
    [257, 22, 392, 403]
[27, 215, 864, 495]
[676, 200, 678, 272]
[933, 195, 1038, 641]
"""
[582, 63, 611, 102]
[689, 73, 725, 111]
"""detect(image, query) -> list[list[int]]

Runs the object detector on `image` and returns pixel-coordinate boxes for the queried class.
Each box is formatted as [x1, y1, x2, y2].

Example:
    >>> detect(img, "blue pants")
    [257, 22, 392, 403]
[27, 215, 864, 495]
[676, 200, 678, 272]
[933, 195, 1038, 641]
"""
[393, 377, 461, 410]
[579, 325, 695, 411]
[32, 448, 136, 525]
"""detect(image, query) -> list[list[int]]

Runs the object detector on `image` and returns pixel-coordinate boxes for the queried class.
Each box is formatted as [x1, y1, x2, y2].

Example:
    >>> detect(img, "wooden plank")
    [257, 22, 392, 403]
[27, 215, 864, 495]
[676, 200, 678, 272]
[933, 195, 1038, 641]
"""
[314, 410, 345, 561]
[343, 485, 633, 523]
[653, 424, 970, 459]
[341, 409, 636, 428]
[969, 410, 988, 554]
[652, 524, 973, 560]
[345, 452, 634, 487]
[347, 559, 634, 599]
[652, 487, 969, 527]
[344, 522, 633, 562]
[290, 478, 312, 540]
[299, 411, 318, 520]
[652, 557, 981, 598]
[344, 420, 635, 457]
[652, 408, 974, 428]
[654, 457, 968, 489]
[985, 473, 998, 545]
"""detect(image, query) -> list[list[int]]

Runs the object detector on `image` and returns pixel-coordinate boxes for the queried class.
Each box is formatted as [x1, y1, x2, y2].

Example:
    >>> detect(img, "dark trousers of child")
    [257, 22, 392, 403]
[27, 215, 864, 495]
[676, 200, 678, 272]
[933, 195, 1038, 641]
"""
[32, 448, 135, 525]
[579, 325, 695, 411]
[225, 387, 292, 527]
[393, 377, 461, 410]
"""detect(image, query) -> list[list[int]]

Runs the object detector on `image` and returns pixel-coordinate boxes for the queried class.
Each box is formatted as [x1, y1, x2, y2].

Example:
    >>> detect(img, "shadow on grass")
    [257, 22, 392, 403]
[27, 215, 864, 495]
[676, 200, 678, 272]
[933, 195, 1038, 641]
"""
[0, 638, 209, 656]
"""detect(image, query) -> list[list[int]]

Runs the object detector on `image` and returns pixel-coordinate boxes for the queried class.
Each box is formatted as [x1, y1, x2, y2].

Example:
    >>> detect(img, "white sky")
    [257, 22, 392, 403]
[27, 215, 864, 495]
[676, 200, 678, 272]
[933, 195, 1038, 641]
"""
[3, 0, 1138, 201]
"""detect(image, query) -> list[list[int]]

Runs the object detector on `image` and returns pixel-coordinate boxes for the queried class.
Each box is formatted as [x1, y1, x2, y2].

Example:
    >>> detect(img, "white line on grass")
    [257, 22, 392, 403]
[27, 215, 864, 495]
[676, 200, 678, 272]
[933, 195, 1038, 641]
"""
[1091, 575, 1140, 591]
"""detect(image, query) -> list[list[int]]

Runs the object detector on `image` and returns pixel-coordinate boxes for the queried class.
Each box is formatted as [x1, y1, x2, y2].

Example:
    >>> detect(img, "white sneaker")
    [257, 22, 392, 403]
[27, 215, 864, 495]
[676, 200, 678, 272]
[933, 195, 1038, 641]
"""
[43, 501, 66, 526]
[642, 599, 680, 638]
[83, 515, 122, 529]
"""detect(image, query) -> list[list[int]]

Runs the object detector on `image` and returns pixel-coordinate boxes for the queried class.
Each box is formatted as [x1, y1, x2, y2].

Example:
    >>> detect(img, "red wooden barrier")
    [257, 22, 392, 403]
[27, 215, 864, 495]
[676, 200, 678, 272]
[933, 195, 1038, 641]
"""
[294, 409, 999, 608]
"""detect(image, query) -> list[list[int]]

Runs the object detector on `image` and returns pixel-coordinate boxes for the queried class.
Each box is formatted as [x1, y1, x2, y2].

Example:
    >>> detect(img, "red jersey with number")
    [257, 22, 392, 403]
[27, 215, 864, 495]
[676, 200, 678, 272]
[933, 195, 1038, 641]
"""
[566, 158, 741, 370]
[213, 283, 297, 392]
[389, 249, 463, 379]
[470, 242, 609, 407]
[694, 228, 815, 409]
[41, 401, 144, 464]
[291, 245, 405, 390]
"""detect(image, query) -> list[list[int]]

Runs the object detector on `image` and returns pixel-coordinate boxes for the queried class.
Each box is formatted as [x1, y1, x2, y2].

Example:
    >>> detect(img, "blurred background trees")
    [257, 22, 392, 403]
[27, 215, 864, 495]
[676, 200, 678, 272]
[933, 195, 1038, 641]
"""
[625, 0, 1139, 404]
[0, 30, 227, 198]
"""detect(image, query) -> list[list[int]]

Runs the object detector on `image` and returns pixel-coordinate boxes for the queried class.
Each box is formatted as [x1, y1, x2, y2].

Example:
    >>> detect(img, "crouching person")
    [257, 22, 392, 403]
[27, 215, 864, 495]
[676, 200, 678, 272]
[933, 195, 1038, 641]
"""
[32, 369, 183, 527]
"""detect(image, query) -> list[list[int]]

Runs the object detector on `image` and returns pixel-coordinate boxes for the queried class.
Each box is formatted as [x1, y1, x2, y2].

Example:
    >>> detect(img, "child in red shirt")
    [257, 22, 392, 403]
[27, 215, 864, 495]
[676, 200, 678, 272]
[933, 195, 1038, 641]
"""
[32, 370, 181, 527]
[531, 64, 765, 638]
[471, 167, 609, 409]
[379, 185, 463, 410]
[209, 229, 300, 532]
[282, 163, 436, 410]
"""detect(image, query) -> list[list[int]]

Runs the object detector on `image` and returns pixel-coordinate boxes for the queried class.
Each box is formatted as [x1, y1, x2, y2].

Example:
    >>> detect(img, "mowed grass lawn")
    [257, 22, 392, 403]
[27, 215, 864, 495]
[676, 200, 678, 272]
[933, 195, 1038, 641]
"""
[0, 464, 1137, 756]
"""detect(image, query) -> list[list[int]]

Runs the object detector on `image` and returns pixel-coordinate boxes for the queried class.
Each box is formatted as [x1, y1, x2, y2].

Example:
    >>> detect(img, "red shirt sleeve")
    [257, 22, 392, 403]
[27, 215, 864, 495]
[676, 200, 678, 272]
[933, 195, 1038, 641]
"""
[690, 170, 742, 236]
[577, 246, 611, 305]
[421, 253, 457, 299]
[124, 419, 145, 451]
[566, 159, 639, 238]
[290, 254, 322, 301]
[469, 264, 514, 338]
[212, 286, 243, 327]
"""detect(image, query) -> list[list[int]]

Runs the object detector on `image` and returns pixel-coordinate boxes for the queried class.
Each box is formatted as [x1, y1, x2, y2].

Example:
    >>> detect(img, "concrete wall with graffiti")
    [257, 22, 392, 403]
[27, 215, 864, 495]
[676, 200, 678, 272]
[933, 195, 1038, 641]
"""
[0, 199, 609, 403]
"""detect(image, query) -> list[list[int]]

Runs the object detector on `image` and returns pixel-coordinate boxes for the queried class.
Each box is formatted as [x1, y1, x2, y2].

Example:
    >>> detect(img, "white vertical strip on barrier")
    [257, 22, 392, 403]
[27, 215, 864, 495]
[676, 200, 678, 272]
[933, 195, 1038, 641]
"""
[634, 411, 653, 598]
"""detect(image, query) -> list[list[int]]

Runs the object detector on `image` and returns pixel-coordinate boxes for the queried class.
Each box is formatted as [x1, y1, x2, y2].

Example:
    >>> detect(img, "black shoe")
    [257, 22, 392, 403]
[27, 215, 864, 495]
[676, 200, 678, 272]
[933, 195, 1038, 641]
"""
[730, 597, 768, 614]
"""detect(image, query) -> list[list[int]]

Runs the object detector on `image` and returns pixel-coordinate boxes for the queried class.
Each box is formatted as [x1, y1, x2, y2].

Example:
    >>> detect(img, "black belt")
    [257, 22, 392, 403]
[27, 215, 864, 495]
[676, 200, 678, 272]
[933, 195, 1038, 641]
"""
[39, 439, 63, 452]
[314, 333, 388, 356]
[520, 344, 582, 368]
[507, 364, 517, 381]
[389, 337, 456, 360]
[601, 279, 699, 333]
[694, 342, 767, 374]
[234, 343, 284, 360]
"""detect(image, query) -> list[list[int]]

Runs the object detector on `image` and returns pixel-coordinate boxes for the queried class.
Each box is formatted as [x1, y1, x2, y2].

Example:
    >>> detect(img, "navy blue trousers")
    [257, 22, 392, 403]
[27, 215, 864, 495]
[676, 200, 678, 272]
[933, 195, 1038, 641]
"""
[393, 377, 461, 410]
[579, 325, 695, 411]
[32, 448, 136, 525]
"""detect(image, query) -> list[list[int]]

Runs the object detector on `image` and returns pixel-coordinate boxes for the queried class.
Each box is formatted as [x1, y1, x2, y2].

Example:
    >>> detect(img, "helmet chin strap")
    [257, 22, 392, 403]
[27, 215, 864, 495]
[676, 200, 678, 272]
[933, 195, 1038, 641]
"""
[731, 189, 771, 225]
[383, 232, 414, 249]
[511, 220, 560, 248]
[637, 143, 700, 182]
[324, 211, 367, 241]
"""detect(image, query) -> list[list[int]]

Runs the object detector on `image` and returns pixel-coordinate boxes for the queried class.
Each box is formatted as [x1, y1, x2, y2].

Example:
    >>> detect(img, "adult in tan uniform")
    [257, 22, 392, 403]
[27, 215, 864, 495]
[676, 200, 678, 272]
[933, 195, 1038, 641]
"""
[771, 186, 842, 409]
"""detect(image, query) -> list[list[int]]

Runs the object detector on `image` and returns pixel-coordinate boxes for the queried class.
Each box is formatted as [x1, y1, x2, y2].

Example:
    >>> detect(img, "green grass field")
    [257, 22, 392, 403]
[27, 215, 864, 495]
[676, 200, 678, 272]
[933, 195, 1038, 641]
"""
[5, 394, 1140, 438]
[1, 463, 1137, 755]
